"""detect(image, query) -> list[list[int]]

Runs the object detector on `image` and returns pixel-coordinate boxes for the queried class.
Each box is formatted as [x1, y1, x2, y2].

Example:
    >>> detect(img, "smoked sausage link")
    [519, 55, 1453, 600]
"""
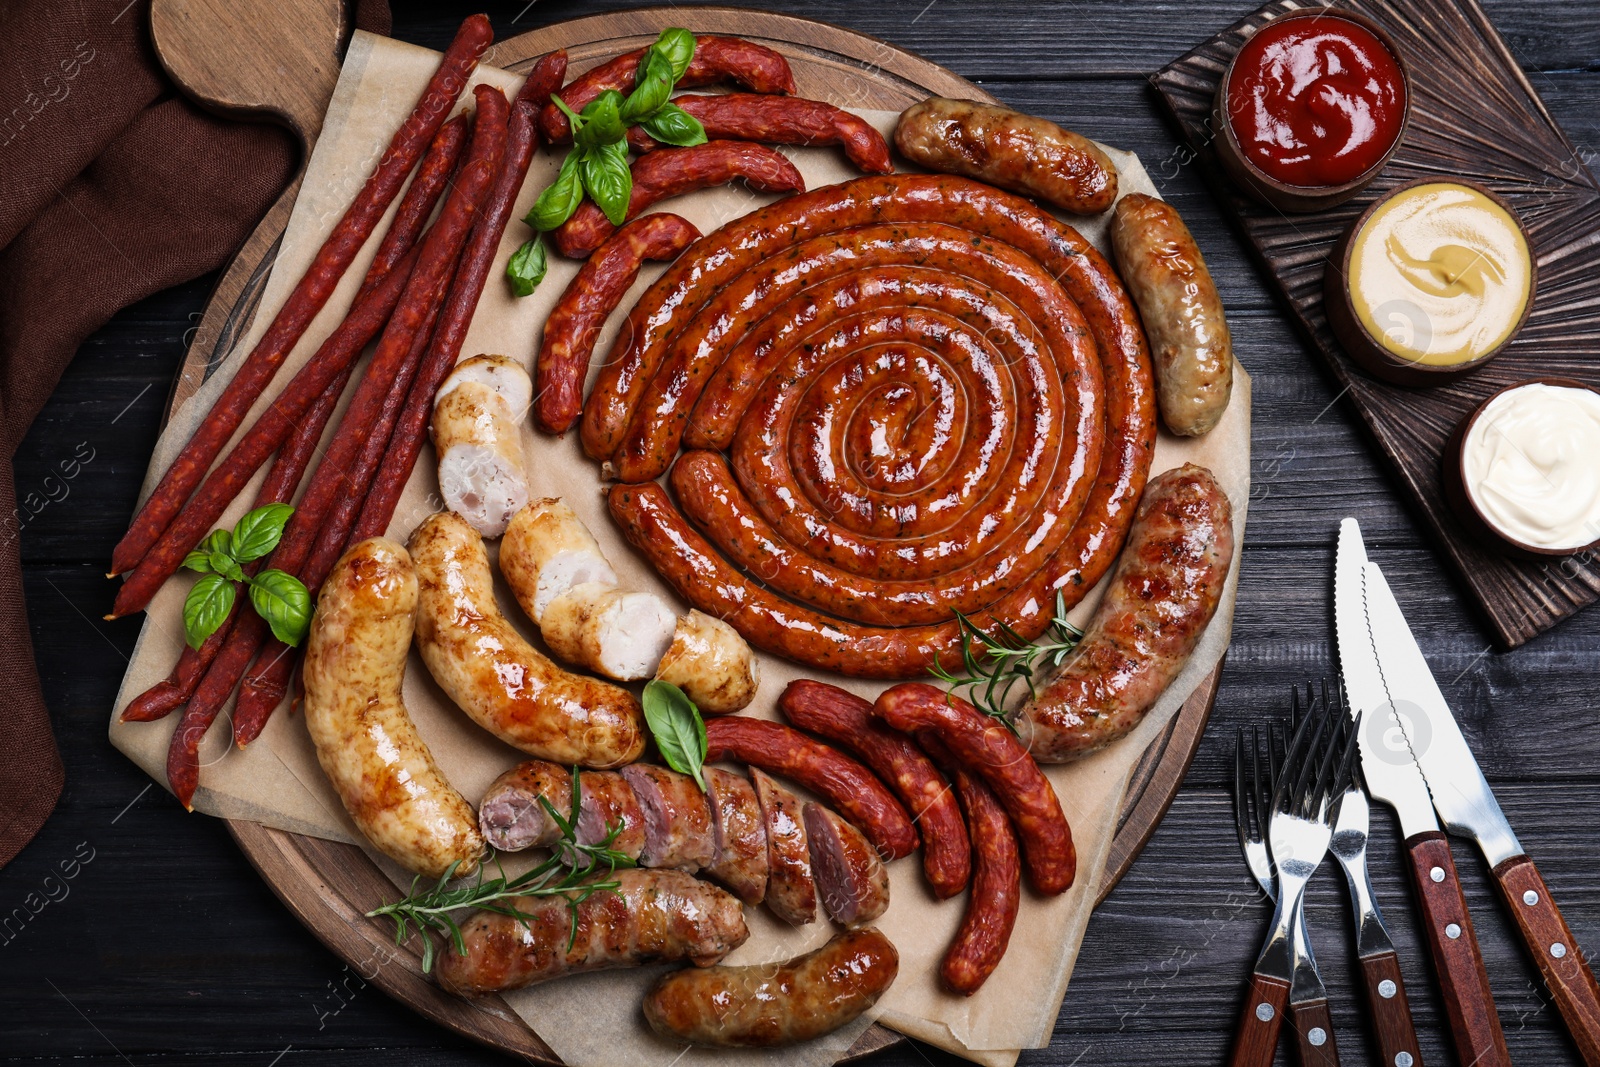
[873, 682, 1074, 895]
[628, 94, 893, 174]
[643, 927, 899, 1048]
[1018, 463, 1233, 762]
[704, 716, 917, 861]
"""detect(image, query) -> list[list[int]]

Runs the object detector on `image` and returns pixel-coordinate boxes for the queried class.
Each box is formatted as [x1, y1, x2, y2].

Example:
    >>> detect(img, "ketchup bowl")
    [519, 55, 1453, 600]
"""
[1212, 7, 1411, 212]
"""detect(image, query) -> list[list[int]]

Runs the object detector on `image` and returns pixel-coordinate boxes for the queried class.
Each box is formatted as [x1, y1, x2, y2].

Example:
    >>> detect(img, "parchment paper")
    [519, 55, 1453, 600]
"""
[110, 31, 1250, 1066]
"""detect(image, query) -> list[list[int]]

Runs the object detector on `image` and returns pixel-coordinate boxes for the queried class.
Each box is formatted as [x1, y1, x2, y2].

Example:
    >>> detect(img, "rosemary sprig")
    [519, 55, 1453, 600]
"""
[366, 768, 635, 973]
[928, 590, 1085, 730]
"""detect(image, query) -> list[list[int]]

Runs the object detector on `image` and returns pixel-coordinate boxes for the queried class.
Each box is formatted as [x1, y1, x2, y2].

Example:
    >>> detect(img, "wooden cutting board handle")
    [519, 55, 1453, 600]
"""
[148, 0, 346, 420]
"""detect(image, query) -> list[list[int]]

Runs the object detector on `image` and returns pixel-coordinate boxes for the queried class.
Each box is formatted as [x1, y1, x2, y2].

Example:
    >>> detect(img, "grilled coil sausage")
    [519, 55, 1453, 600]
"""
[874, 683, 1074, 895]
[1017, 464, 1233, 762]
[303, 539, 484, 878]
[893, 97, 1117, 215]
[753, 768, 816, 925]
[779, 680, 969, 898]
[643, 927, 899, 1048]
[628, 94, 893, 174]
[436, 869, 748, 995]
[1110, 194, 1232, 436]
[919, 734, 1020, 995]
[409, 511, 646, 767]
[704, 717, 917, 860]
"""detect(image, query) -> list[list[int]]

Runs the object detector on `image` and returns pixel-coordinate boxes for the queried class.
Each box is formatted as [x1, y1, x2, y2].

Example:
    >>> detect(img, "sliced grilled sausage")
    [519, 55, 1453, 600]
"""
[436, 869, 748, 995]
[478, 761, 649, 860]
[805, 802, 890, 927]
[753, 768, 815, 925]
[643, 928, 899, 1048]
[621, 763, 716, 870]
[655, 610, 759, 715]
[703, 768, 769, 904]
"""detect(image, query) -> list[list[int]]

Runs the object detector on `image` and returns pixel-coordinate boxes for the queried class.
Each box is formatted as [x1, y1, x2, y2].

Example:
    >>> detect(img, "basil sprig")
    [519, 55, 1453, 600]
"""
[641, 680, 708, 790]
[505, 28, 708, 297]
[180, 504, 312, 651]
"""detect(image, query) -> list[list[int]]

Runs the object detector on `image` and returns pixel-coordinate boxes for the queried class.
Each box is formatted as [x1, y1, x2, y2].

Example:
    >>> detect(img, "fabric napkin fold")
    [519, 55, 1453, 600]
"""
[0, 0, 389, 868]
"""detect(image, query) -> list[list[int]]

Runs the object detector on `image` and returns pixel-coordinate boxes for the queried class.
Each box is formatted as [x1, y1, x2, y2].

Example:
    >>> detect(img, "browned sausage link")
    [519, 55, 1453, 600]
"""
[643, 928, 899, 1048]
[110, 15, 493, 577]
[804, 802, 890, 926]
[702, 717, 917, 860]
[552, 142, 803, 258]
[893, 97, 1117, 215]
[436, 869, 749, 995]
[539, 35, 797, 143]
[779, 680, 970, 899]
[1018, 464, 1234, 763]
[627, 94, 893, 174]
[918, 733, 1020, 995]
[535, 213, 700, 435]
[874, 682, 1074, 895]
[1110, 193, 1233, 437]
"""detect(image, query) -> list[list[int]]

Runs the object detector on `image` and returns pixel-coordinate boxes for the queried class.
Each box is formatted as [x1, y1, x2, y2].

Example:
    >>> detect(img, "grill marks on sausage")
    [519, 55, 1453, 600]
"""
[754, 768, 816, 926]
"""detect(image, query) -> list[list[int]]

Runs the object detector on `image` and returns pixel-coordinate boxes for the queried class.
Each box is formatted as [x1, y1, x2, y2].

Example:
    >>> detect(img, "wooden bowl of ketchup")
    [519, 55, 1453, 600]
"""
[1212, 7, 1411, 212]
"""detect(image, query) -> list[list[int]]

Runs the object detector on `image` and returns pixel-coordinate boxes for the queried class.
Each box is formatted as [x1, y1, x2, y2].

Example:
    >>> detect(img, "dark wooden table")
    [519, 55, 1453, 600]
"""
[3, 1, 1598, 1064]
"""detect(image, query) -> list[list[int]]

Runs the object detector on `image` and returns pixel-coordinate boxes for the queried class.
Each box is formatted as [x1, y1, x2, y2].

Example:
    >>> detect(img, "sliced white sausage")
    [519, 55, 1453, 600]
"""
[540, 581, 677, 682]
[500, 498, 618, 625]
[654, 610, 759, 714]
[432, 355, 532, 538]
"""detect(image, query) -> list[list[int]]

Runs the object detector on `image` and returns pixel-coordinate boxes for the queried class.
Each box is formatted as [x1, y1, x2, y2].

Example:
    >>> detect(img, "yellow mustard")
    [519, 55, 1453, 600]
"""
[1348, 182, 1532, 366]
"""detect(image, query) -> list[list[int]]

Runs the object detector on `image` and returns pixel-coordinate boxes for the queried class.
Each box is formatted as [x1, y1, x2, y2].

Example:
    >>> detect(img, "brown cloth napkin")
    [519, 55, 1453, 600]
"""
[0, 0, 390, 868]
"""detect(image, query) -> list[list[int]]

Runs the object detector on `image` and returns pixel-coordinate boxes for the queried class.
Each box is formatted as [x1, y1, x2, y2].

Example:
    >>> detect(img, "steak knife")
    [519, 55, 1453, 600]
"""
[1337, 517, 1600, 1065]
[1334, 518, 1509, 1067]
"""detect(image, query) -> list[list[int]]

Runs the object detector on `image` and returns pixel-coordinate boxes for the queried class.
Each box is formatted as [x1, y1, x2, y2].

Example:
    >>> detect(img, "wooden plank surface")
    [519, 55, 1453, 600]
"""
[2, 1, 1598, 1065]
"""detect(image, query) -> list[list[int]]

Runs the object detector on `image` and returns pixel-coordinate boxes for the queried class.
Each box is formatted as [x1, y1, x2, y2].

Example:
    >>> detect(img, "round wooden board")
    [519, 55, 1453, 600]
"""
[153, 5, 1227, 1062]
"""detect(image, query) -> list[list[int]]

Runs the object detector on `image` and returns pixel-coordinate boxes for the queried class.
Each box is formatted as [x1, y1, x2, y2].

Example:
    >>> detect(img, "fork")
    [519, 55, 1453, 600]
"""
[1229, 687, 1359, 1067]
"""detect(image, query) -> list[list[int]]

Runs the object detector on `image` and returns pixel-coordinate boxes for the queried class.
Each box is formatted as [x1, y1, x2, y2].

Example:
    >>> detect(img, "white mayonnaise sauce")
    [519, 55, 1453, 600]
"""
[1462, 382, 1600, 551]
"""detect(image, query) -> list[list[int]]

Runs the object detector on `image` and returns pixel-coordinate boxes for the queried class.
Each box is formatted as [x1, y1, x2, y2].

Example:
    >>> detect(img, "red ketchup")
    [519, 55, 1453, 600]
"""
[1226, 15, 1405, 187]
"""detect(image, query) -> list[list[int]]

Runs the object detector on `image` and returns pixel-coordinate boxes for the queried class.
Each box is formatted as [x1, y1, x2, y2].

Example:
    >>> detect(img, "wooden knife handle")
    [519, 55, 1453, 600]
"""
[1493, 854, 1600, 1066]
[1289, 997, 1340, 1067]
[1407, 831, 1510, 1067]
[1357, 950, 1422, 1067]
[1229, 972, 1290, 1067]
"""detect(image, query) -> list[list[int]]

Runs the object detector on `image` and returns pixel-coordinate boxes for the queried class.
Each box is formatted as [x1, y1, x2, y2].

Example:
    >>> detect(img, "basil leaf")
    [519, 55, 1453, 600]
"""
[574, 90, 624, 149]
[182, 573, 235, 651]
[641, 681, 707, 790]
[525, 149, 585, 232]
[231, 503, 295, 562]
[208, 550, 246, 584]
[581, 140, 632, 227]
[506, 236, 548, 297]
[620, 49, 673, 124]
[552, 94, 584, 132]
[653, 28, 696, 83]
[249, 569, 312, 648]
[182, 550, 214, 574]
[637, 102, 707, 148]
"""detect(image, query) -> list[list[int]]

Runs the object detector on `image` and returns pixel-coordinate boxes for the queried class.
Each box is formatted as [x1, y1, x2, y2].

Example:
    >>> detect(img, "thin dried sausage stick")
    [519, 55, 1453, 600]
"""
[349, 50, 568, 544]
[918, 733, 1020, 995]
[779, 680, 969, 899]
[538, 35, 795, 144]
[160, 89, 508, 802]
[551, 141, 802, 258]
[873, 682, 1073, 895]
[627, 94, 892, 174]
[111, 15, 492, 577]
[354, 113, 471, 304]
[702, 716, 916, 860]
[534, 212, 700, 435]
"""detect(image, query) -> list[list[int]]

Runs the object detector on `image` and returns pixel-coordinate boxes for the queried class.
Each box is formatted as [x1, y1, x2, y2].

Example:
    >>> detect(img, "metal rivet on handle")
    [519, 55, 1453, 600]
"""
[1430, 866, 1445, 883]
[1446, 923, 1462, 939]
[1256, 1002, 1275, 1022]
[1524, 889, 1540, 906]
[1379, 979, 1397, 998]
[1308, 1028, 1327, 1046]
[1553, 942, 1569, 959]
[1396, 1054, 1414, 1067]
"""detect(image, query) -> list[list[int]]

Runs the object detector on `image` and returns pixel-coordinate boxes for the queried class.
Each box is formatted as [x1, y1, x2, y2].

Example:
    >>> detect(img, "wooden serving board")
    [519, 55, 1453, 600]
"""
[1153, 0, 1600, 649]
[152, 3, 1224, 1061]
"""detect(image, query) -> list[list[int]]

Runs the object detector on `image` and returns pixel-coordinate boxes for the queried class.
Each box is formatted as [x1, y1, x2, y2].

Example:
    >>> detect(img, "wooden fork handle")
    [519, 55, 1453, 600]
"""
[1289, 996, 1339, 1067]
[1357, 950, 1421, 1067]
[1407, 831, 1510, 1067]
[1229, 972, 1290, 1067]
[1493, 854, 1600, 1065]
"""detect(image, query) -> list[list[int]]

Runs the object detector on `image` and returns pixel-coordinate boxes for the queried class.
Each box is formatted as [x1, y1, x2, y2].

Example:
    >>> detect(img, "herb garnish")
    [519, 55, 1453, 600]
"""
[642, 680, 708, 790]
[367, 768, 635, 973]
[180, 503, 310, 650]
[928, 591, 1085, 730]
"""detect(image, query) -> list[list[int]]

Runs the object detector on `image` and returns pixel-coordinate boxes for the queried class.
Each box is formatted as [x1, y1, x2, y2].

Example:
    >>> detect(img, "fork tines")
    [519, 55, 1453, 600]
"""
[1280, 681, 1361, 823]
